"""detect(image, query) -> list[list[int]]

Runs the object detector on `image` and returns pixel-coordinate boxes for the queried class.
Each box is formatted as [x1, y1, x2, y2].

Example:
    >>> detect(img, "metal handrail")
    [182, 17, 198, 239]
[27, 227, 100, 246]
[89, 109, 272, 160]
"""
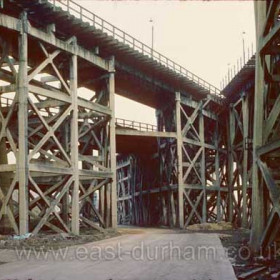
[221, 42, 256, 91]
[116, 118, 157, 132]
[47, 0, 221, 97]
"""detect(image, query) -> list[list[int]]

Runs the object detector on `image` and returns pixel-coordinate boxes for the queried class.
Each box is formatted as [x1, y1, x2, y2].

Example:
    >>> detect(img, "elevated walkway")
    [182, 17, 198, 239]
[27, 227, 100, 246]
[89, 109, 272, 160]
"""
[1, 0, 223, 109]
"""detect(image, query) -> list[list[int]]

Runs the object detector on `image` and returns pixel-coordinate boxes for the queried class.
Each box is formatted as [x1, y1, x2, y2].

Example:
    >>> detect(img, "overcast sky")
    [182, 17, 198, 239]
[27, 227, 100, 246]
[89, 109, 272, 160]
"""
[78, 1, 256, 124]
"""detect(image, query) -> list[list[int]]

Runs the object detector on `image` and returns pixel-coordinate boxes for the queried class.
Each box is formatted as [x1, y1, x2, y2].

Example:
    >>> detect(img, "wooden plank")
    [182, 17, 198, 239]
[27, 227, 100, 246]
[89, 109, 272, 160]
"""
[80, 216, 105, 233]
[238, 266, 268, 280]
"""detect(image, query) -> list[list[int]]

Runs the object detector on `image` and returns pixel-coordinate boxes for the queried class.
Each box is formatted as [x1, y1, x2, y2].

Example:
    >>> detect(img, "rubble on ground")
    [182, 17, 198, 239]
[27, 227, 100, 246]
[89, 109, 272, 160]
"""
[187, 221, 233, 231]
[0, 229, 120, 251]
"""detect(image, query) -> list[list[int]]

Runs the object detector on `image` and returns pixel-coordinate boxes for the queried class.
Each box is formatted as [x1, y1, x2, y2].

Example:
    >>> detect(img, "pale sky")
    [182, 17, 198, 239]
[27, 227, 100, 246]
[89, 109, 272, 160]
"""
[78, 1, 256, 124]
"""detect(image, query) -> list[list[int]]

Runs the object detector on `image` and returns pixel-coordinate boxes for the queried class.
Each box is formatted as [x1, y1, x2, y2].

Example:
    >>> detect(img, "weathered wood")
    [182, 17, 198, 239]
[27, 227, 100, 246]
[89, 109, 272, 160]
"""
[199, 111, 207, 223]
[227, 106, 235, 223]
[0, 13, 110, 71]
[0, 0, 249, 236]
[176, 92, 184, 228]
[17, 13, 29, 235]
[215, 122, 221, 222]
[109, 57, 117, 228]
[250, 0, 266, 251]
[70, 47, 79, 235]
[242, 95, 249, 227]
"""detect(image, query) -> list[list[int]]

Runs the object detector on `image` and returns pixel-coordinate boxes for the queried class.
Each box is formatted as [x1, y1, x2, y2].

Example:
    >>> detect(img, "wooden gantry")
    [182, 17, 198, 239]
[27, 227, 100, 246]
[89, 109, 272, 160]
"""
[0, 11, 116, 234]
[250, 1, 280, 252]
[0, 0, 279, 255]
[116, 93, 227, 229]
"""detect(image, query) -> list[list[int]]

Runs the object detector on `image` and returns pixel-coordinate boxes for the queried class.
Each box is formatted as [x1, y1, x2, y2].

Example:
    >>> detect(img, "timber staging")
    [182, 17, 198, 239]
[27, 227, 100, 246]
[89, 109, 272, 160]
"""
[0, 0, 279, 257]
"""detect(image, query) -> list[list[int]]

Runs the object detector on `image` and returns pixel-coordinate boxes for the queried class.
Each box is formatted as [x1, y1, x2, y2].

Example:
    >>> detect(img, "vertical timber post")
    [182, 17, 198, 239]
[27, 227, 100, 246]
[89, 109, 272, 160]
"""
[109, 56, 117, 228]
[70, 39, 79, 235]
[250, 1, 266, 251]
[199, 109, 207, 223]
[18, 12, 29, 235]
[242, 93, 249, 228]
[175, 92, 184, 228]
[215, 121, 221, 222]
[0, 96, 12, 233]
[228, 105, 234, 223]
[62, 123, 70, 226]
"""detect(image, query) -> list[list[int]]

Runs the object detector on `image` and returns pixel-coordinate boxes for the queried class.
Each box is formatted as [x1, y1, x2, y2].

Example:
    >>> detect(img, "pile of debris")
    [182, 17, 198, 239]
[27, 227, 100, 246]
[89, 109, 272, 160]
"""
[220, 229, 280, 280]
[237, 259, 280, 279]
[187, 221, 233, 231]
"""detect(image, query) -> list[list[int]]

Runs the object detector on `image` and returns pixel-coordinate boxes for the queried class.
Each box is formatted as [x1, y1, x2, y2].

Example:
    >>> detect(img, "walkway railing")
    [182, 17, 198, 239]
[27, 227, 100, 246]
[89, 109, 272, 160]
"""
[116, 118, 157, 132]
[221, 43, 256, 91]
[0, 97, 158, 133]
[46, 0, 221, 97]
[0, 96, 13, 107]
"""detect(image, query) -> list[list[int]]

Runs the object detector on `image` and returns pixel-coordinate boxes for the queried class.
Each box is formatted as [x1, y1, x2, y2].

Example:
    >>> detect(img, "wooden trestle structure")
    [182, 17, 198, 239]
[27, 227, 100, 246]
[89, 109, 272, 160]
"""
[0, 0, 279, 254]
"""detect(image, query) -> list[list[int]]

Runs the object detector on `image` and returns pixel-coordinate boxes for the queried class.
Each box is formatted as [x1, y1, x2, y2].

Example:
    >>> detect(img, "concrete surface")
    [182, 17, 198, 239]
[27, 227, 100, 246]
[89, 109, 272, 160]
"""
[0, 227, 237, 280]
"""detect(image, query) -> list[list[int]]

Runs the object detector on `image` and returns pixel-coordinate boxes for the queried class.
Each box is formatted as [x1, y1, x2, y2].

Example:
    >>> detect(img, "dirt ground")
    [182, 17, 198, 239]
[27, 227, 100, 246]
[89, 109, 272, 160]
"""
[0, 227, 237, 280]
[0, 228, 120, 251]
[1, 224, 280, 279]
[186, 222, 280, 279]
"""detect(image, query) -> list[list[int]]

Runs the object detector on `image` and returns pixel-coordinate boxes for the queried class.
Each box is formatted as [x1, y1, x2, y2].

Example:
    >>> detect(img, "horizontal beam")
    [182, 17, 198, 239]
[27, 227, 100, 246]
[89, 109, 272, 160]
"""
[0, 13, 110, 71]
[29, 164, 112, 179]
[116, 128, 176, 138]
[117, 183, 228, 201]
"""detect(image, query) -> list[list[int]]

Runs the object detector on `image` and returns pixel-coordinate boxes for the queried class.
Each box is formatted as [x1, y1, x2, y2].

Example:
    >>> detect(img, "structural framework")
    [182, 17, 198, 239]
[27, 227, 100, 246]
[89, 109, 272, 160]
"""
[0, 0, 279, 254]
